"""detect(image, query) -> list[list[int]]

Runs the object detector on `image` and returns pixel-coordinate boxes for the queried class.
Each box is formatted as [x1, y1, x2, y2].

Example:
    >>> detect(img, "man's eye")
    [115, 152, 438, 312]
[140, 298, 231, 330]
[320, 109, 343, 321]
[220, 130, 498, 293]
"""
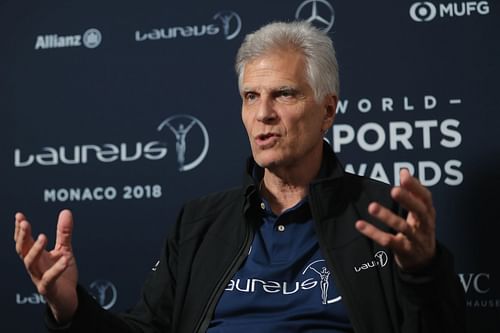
[276, 89, 298, 101]
[245, 92, 257, 101]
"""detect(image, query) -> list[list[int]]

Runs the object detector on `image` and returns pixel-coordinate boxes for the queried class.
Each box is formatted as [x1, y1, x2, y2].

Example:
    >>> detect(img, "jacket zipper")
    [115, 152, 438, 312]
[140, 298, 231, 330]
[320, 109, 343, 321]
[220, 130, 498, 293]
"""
[193, 221, 254, 333]
[309, 189, 363, 333]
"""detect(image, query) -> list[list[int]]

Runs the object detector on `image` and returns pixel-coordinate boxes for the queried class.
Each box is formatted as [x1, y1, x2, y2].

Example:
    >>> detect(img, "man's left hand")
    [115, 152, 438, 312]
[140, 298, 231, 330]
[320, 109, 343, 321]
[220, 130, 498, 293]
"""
[355, 169, 436, 272]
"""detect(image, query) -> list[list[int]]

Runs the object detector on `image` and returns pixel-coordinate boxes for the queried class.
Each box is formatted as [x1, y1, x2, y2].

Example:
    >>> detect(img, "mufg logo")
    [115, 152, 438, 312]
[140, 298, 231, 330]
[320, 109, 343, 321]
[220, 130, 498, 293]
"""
[295, 0, 335, 32]
[409, 1, 490, 22]
[89, 280, 117, 310]
[157, 114, 209, 172]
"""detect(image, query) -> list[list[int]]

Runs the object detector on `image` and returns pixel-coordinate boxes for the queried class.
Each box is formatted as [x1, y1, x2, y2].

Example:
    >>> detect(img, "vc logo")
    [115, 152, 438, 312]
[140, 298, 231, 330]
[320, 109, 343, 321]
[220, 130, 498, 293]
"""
[295, 0, 335, 32]
[158, 114, 209, 172]
[459, 273, 490, 294]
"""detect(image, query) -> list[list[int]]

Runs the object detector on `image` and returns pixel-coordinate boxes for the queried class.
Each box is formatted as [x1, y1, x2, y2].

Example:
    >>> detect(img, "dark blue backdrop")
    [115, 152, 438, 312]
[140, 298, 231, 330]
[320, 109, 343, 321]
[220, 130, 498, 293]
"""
[1, 0, 499, 332]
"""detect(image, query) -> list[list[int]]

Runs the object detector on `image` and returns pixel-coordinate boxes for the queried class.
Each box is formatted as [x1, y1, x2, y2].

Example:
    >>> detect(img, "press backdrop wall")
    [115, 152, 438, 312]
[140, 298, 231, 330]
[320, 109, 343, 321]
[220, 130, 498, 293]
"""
[1, 1, 499, 332]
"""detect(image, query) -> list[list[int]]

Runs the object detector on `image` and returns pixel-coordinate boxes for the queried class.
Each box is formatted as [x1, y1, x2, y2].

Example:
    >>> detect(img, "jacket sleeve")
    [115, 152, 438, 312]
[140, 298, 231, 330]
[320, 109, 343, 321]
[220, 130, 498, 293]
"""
[395, 242, 466, 333]
[44, 214, 181, 333]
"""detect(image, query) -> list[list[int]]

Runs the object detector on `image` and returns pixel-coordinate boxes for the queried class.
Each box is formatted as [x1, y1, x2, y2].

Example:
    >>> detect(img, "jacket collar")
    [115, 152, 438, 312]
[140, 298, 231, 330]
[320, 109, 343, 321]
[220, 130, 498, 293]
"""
[242, 141, 345, 214]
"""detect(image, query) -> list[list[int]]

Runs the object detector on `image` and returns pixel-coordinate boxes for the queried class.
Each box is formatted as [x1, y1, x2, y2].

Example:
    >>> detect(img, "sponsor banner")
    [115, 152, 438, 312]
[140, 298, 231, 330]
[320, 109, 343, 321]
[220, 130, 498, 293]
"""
[330, 94, 464, 186]
[409, 1, 491, 22]
[16, 280, 118, 310]
[459, 273, 500, 309]
[135, 10, 242, 42]
[35, 28, 102, 50]
[2, 0, 499, 332]
[13, 115, 209, 203]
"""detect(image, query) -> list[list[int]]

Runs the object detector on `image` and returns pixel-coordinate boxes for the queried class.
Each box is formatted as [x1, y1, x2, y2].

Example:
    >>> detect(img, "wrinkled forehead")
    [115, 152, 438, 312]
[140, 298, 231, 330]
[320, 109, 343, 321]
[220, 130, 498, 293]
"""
[240, 50, 309, 90]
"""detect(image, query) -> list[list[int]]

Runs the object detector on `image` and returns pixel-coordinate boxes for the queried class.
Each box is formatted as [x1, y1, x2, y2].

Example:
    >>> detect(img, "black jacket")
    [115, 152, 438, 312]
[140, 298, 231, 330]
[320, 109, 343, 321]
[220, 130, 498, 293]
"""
[47, 146, 465, 333]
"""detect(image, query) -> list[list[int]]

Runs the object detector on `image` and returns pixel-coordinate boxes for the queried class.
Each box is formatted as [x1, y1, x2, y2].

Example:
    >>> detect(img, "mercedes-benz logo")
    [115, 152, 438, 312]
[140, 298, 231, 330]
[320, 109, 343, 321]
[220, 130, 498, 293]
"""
[157, 114, 209, 172]
[89, 280, 117, 310]
[295, 0, 335, 32]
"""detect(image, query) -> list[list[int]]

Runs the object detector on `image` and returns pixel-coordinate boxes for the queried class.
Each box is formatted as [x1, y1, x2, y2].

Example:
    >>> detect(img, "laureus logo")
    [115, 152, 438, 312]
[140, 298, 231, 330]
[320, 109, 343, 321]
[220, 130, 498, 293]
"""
[135, 10, 242, 42]
[157, 114, 209, 172]
[89, 280, 117, 310]
[213, 11, 242, 40]
[303, 259, 342, 304]
[354, 251, 389, 273]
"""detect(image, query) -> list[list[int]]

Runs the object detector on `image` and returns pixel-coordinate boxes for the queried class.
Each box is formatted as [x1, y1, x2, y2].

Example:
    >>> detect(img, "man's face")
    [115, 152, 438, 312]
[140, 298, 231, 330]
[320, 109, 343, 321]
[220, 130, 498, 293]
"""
[241, 49, 336, 171]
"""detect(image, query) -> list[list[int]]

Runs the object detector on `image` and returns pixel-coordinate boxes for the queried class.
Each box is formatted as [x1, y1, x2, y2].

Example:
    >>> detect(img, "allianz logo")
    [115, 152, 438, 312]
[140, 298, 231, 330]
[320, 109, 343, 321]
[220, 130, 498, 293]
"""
[14, 142, 167, 167]
[353, 251, 389, 273]
[34, 28, 102, 50]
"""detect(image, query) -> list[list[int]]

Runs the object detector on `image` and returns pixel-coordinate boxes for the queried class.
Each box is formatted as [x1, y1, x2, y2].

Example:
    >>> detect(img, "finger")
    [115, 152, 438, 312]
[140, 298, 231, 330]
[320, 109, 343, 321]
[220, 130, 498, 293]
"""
[392, 186, 426, 216]
[55, 210, 74, 250]
[14, 212, 26, 240]
[24, 234, 48, 279]
[355, 220, 400, 249]
[368, 202, 415, 239]
[38, 255, 69, 295]
[399, 169, 433, 208]
[16, 221, 35, 258]
[391, 187, 435, 230]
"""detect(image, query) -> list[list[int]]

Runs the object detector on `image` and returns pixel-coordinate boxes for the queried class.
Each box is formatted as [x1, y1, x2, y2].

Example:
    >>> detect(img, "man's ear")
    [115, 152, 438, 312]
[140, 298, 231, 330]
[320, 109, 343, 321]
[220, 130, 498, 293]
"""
[322, 94, 338, 131]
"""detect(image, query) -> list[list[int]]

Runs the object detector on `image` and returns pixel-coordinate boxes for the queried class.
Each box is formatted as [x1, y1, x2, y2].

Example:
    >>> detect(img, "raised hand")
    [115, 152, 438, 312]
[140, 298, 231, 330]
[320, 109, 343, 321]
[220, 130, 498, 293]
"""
[14, 209, 79, 323]
[355, 169, 436, 272]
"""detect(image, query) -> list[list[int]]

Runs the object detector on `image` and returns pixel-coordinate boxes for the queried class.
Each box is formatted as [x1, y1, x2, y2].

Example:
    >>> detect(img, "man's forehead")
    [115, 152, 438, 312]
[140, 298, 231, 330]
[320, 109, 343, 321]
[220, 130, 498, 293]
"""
[241, 58, 308, 91]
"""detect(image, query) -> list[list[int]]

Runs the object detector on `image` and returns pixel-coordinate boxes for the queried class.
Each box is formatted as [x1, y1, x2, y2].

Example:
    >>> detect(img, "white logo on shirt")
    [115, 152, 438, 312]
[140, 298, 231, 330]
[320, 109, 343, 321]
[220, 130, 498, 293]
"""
[224, 259, 341, 305]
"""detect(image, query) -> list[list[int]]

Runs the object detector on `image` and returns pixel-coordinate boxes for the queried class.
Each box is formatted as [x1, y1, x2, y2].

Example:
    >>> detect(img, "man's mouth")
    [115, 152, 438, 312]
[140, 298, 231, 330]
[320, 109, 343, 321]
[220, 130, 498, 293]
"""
[255, 133, 280, 147]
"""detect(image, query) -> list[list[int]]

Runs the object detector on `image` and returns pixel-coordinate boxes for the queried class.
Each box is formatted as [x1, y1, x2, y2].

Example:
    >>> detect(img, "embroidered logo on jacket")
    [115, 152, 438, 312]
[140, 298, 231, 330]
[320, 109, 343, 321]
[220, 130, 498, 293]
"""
[353, 251, 389, 273]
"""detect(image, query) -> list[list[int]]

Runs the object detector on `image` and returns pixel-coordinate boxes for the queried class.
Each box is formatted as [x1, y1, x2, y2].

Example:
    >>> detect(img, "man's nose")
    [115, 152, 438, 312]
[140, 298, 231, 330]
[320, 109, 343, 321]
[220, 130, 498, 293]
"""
[256, 96, 277, 122]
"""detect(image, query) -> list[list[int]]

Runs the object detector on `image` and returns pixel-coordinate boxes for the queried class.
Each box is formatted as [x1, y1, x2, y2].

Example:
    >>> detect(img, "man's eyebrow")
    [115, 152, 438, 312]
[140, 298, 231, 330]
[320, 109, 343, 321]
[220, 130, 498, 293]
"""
[276, 85, 298, 91]
[241, 85, 299, 94]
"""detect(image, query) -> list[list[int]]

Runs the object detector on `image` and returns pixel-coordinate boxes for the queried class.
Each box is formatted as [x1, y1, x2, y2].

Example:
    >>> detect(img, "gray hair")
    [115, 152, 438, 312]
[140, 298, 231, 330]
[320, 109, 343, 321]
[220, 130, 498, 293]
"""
[235, 21, 339, 102]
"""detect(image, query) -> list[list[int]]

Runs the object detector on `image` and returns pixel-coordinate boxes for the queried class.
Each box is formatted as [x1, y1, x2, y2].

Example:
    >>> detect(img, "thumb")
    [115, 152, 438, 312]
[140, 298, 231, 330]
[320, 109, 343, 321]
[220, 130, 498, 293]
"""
[55, 209, 74, 250]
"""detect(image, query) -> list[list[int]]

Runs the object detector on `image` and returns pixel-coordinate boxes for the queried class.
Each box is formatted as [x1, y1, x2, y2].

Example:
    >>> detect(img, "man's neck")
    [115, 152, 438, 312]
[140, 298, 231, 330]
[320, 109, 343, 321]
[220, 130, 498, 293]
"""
[260, 152, 323, 214]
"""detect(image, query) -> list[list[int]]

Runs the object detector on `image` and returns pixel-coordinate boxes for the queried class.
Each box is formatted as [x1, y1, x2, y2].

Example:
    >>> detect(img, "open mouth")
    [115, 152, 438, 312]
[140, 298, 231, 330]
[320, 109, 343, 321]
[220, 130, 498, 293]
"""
[255, 133, 280, 147]
[257, 133, 275, 140]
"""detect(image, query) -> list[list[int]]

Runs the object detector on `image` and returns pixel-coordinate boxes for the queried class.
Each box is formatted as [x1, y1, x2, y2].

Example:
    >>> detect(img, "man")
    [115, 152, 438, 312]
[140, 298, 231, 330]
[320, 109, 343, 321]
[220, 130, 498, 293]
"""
[14, 21, 465, 332]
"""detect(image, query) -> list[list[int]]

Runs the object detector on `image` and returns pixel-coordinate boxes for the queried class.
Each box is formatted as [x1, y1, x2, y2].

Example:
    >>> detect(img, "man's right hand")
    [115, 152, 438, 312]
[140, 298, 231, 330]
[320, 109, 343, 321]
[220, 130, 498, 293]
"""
[14, 209, 79, 324]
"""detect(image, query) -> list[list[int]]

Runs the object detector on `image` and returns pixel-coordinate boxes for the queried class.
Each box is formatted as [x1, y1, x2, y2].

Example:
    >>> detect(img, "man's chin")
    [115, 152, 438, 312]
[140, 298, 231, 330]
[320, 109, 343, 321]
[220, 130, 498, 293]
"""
[253, 157, 278, 169]
[253, 155, 286, 171]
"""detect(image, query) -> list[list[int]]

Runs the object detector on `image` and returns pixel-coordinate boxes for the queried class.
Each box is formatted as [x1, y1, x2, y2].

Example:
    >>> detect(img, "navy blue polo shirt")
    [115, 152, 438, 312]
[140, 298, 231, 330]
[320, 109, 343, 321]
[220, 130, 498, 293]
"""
[207, 194, 353, 332]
